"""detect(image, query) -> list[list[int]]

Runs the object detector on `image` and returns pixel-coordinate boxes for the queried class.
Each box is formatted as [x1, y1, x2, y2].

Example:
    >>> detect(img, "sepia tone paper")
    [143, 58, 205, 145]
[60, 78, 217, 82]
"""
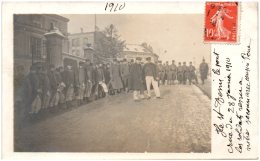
[1, 1, 258, 159]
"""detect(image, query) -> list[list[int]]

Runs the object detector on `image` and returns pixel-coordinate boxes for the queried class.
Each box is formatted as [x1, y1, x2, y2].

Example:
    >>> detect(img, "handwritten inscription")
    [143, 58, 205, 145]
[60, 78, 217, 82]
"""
[212, 40, 252, 154]
[105, 2, 125, 12]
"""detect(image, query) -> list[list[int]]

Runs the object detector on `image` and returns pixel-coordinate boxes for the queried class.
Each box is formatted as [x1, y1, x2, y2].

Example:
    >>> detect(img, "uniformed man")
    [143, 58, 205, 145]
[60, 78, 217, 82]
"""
[182, 62, 189, 85]
[157, 61, 164, 85]
[48, 64, 59, 109]
[188, 62, 198, 85]
[165, 61, 171, 85]
[199, 58, 209, 84]
[84, 59, 93, 102]
[110, 59, 123, 94]
[177, 62, 183, 84]
[143, 57, 161, 99]
[64, 65, 75, 107]
[78, 62, 86, 105]
[129, 57, 144, 101]
[120, 58, 130, 93]
[40, 65, 51, 111]
[170, 60, 177, 85]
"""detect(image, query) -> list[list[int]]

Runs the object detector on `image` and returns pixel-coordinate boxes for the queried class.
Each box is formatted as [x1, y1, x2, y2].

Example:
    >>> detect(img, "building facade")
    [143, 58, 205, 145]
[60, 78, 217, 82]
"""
[121, 44, 159, 63]
[14, 14, 70, 76]
[67, 31, 95, 65]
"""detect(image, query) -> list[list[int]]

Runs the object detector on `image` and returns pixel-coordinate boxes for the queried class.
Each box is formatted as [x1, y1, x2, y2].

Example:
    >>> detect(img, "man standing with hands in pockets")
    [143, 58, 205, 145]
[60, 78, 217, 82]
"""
[143, 57, 162, 99]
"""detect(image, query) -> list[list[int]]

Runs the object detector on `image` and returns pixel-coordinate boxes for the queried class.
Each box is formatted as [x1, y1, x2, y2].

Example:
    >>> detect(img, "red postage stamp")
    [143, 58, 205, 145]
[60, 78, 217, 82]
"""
[204, 2, 239, 43]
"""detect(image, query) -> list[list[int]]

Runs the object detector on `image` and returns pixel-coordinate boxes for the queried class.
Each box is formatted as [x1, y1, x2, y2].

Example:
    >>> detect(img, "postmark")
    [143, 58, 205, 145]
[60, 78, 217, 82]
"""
[204, 2, 239, 43]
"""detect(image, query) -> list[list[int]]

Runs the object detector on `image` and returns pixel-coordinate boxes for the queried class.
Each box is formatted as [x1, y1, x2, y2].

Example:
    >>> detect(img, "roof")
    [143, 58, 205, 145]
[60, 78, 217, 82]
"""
[44, 27, 65, 37]
[123, 44, 159, 57]
[124, 44, 150, 53]
[44, 14, 70, 22]
[68, 32, 95, 36]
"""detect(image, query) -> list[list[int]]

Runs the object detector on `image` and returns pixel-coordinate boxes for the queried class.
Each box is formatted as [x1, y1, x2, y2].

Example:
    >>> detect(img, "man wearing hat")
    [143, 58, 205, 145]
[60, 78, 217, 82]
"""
[64, 65, 75, 107]
[129, 57, 144, 101]
[157, 61, 162, 85]
[182, 62, 189, 85]
[48, 64, 59, 108]
[199, 58, 209, 84]
[119, 58, 130, 93]
[177, 62, 183, 84]
[77, 62, 86, 105]
[84, 59, 93, 102]
[165, 61, 171, 85]
[110, 59, 123, 94]
[188, 61, 198, 85]
[170, 60, 177, 85]
[143, 57, 161, 99]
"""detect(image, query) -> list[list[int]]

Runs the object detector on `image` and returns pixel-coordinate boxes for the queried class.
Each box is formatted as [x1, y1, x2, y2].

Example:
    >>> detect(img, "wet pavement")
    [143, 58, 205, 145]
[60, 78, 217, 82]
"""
[15, 84, 211, 153]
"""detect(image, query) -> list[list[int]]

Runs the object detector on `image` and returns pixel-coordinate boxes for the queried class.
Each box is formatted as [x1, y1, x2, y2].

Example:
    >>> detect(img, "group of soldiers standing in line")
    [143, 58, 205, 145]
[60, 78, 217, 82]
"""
[157, 59, 209, 86]
[15, 56, 209, 123]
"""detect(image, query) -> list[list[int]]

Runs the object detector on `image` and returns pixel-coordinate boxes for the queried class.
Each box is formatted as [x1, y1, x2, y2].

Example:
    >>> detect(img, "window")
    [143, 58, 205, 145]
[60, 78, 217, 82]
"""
[72, 38, 80, 47]
[30, 37, 42, 62]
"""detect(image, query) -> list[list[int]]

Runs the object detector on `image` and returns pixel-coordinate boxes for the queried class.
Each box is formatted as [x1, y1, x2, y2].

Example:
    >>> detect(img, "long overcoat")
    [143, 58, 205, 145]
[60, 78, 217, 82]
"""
[110, 63, 123, 90]
[199, 62, 209, 80]
[129, 63, 144, 90]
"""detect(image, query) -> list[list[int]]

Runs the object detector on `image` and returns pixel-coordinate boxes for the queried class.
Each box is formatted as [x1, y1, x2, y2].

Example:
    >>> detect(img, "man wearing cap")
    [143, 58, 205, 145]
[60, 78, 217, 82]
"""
[165, 61, 171, 85]
[84, 59, 93, 102]
[157, 61, 163, 85]
[182, 62, 189, 85]
[48, 64, 59, 108]
[77, 62, 86, 105]
[170, 60, 177, 85]
[64, 65, 75, 107]
[143, 57, 161, 99]
[188, 61, 198, 85]
[177, 62, 183, 84]
[199, 58, 209, 84]
[129, 57, 144, 101]
[120, 58, 130, 93]
[110, 59, 123, 94]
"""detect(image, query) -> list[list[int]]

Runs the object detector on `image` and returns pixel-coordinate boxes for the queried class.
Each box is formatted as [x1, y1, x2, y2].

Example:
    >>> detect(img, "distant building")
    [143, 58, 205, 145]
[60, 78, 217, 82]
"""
[14, 14, 70, 75]
[121, 44, 159, 62]
[67, 31, 95, 65]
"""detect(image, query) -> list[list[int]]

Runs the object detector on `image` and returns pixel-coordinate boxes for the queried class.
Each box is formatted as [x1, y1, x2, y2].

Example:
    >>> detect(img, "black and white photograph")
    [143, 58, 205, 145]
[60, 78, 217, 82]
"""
[13, 14, 212, 153]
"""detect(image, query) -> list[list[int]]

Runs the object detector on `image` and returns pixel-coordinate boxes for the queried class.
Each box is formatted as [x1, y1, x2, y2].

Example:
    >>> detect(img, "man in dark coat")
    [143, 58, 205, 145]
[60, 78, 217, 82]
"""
[78, 62, 86, 105]
[199, 58, 209, 84]
[129, 57, 144, 101]
[165, 61, 171, 85]
[64, 65, 75, 106]
[40, 65, 51, 110]
[143, 57, 161, 99]
[120, 59, 130, 93]
[15, 65, 37, 126]
[177, 62, 183, 84]
[188, 62, 198, 85]
[170, 60, 177, 85]
[157, 61, 164, 85]
[104, 63, 111, 85]
[48, 64, 59, 108]
[84, 59, 93, 101]
[110, 59, 123, 93]
[57, 66, 66, 107]
[182, 62, 189, 85]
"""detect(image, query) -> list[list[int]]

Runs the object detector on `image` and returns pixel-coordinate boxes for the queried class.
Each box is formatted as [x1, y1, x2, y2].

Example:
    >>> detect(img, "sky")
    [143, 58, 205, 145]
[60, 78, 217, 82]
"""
[61, 14, 210, 67]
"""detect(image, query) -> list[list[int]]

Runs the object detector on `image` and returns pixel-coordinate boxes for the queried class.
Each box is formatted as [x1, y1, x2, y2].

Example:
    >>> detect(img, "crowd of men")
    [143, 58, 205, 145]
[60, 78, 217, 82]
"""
[157, 59, 209, 86]
[15, 57, 209, 123]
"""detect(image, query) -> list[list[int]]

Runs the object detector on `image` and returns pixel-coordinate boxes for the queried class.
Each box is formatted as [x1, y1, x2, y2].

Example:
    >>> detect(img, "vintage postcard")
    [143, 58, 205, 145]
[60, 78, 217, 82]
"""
[1, 1, 258, 160]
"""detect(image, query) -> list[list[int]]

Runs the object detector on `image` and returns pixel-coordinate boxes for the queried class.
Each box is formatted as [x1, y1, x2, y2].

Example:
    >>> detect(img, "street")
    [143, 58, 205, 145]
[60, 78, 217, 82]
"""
[15, 84, 211, 153]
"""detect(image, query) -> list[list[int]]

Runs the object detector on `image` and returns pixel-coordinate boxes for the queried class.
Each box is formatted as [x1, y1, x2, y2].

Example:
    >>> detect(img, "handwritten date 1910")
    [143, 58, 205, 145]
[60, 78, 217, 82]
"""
[105, 2, 125, 12]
